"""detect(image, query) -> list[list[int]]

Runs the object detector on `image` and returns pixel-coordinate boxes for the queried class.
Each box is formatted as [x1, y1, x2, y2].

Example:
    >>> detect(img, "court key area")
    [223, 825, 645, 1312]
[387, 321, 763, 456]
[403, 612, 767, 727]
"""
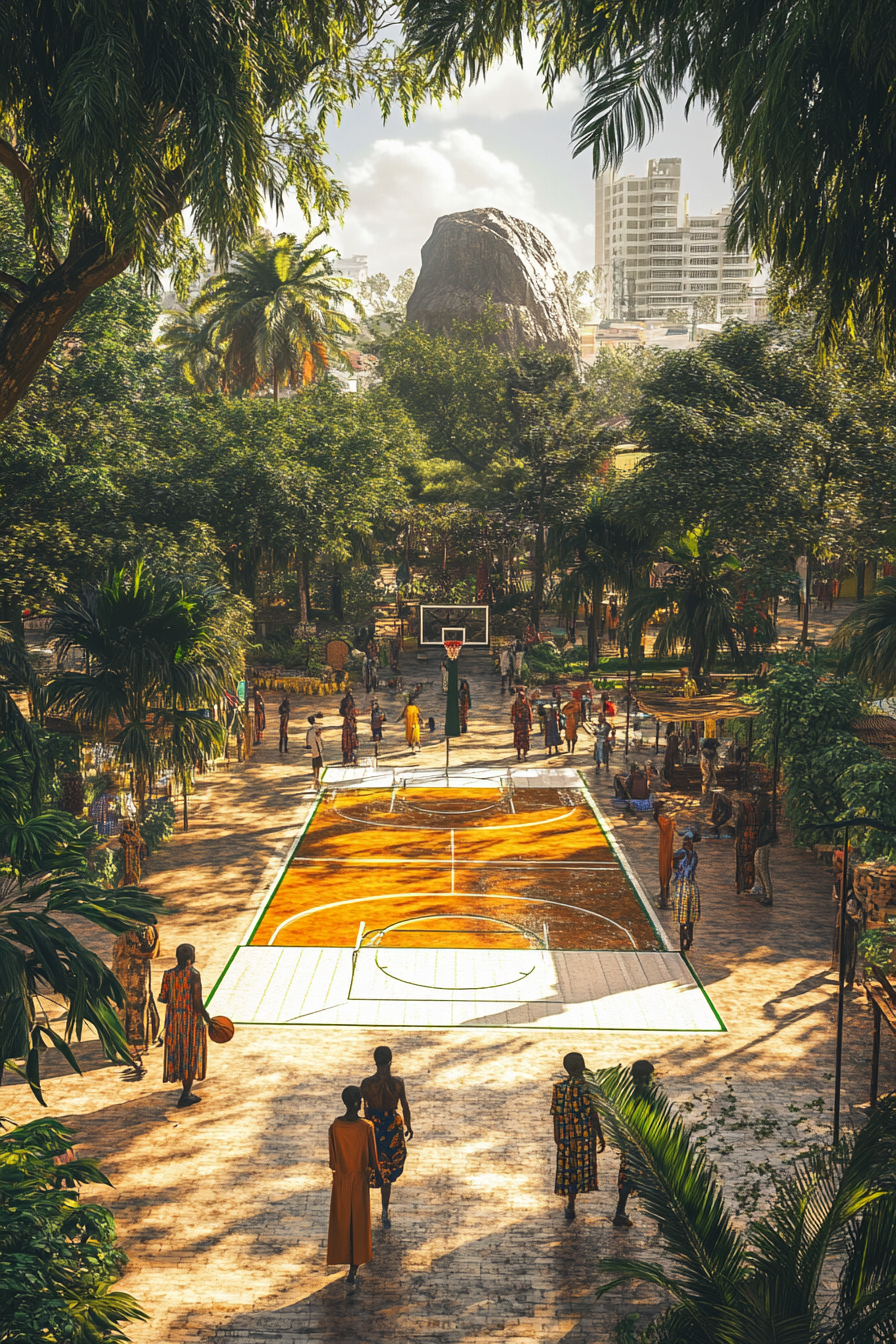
[208, 773, 724, 1032]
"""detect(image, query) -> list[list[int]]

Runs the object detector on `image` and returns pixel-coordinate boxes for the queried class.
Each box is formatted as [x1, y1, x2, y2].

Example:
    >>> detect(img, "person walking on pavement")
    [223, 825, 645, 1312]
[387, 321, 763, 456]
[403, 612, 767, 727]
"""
[752, 790, 775, 905]
[511, 689, 532, 762]
[672, 832, 701, 952]
[499, 645, 512, 693]
[459, 678, 472, 734]
[278, 696, 291, 754]
[340, 689, 359, 766]
[513, 639, 525, 683]
[306, 715, 324, 788]
[551, 1052, 605, 1221]
[735, 792, 761, 895]
[327, 1086, 381, 1293]
[360, 1045, 413, 1228]
[253, 689, 267, 743]
[370, 700, 386, 751]
[158, 943, 211, 1108]
[656, 810, 674, 909]
[613, 1059, 657, 1228]
[562, 699, 579, 754]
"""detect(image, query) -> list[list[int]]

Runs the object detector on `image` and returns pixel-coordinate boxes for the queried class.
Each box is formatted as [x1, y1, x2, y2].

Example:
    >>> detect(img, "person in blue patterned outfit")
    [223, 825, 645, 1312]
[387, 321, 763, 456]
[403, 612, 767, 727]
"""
[672, 831, 701, 952]
[551, 1052, 605, 1221]
[360, 1046, 414, 1228]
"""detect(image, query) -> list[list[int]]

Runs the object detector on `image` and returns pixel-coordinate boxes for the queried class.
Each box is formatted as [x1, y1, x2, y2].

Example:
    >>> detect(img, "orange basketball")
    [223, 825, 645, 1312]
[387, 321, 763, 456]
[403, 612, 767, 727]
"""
[208, 1015, 235, 1044]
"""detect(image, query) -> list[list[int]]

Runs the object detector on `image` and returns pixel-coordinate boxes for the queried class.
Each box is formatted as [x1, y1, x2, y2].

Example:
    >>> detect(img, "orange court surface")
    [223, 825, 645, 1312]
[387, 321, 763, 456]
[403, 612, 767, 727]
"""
[249, 786, 660, 953]
[208, 775, 724, 1032]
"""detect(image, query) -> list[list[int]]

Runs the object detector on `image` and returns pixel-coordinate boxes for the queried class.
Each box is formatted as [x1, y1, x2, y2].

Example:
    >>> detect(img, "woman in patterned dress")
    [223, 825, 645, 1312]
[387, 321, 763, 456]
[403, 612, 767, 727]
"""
[360, 1045, 414, 1227]
[158, 943, 210, 1107]
[511, 690, 532, 762]
[340, 690, 359, 765]
[551, 1052, 605, 1220]
[111, 923, 161, 1075]
[672, 833, 701, 952]
[458, 679, 472, 734]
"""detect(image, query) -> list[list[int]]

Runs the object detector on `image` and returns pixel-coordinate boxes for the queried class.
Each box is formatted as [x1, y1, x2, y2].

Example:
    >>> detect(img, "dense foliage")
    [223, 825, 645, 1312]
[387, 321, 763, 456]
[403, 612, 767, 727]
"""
[747, 656, 896, 861]
[0, 1117, 145, 1342]
[586, 1066, 896, 1344]
[403, 0, 896, 360]
[0, 0, 448, 416]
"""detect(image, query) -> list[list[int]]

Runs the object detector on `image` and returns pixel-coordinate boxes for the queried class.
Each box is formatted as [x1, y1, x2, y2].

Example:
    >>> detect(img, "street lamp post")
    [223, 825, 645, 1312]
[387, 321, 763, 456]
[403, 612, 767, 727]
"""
[816, 813, 896, 1144]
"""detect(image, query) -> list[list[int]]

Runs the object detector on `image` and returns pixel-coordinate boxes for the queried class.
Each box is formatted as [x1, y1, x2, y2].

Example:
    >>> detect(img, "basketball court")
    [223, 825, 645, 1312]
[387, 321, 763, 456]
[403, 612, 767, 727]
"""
[207, 772, 724, 1033]
[209, 607, 722, 1032]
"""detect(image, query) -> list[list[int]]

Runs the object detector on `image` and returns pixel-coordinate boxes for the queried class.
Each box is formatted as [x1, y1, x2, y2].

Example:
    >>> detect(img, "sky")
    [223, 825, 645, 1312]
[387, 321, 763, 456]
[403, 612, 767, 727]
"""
[276, 50, 730, 284]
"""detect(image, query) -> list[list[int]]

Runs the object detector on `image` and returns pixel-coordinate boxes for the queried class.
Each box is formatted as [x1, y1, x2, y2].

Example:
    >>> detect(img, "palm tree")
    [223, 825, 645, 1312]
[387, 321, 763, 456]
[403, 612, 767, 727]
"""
[625, 529, 775, 686]
[0, 740, 160, 1103]
[48, 563, 239, 813]
[192, 227, 357, 399]
[156, 309, 225, 392]
[551, 491, 656, 668]
[831, 579, 896, 695]
[586, 1066, 896, 1344]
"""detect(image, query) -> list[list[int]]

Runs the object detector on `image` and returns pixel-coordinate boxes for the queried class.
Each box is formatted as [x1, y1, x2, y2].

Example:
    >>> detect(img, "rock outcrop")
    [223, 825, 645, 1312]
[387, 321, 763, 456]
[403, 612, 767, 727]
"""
[406, 208, 579, 355]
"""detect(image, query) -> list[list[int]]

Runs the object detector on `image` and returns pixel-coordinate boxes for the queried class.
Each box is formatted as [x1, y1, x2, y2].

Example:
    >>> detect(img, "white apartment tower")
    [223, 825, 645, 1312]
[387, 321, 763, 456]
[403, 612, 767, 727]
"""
[594, 158, 754, 320]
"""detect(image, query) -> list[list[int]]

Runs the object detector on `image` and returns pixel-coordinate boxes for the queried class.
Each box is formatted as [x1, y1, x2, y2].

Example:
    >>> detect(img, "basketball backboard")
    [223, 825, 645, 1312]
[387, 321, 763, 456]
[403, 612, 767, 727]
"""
[419, 604, 489, 646]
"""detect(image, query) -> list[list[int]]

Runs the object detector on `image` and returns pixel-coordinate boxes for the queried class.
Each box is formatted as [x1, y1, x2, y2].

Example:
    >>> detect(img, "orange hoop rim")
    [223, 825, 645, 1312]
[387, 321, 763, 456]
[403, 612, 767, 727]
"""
[443, 640, 463, 660]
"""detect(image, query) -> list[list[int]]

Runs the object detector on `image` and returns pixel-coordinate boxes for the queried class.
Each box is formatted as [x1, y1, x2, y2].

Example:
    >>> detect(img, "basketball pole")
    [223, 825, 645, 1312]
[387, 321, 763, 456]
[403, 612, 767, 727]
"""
[444, 642, 462, 777]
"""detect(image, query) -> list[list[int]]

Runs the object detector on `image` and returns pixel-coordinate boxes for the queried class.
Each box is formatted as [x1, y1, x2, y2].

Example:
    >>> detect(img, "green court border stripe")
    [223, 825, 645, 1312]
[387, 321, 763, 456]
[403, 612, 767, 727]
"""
[576, 770, 670, 951]
[205, 943, 240, 1008]
[576, 770, 727, 1034]
[237, 788, 326, 948]
[678, 953, 727, 1032]
[209, 771, 726, 1031]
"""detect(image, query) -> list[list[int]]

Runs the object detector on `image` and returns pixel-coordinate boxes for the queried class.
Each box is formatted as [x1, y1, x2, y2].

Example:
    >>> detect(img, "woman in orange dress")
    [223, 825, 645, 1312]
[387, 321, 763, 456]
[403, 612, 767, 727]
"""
[158, 943, 210, 1108]
[327, 1086, 381, 1291]
[656, 811, 675, 909]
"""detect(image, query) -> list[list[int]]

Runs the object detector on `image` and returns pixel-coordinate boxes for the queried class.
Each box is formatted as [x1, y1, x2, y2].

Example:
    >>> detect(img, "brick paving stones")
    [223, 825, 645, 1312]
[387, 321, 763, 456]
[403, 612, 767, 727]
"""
[2, 661, 893, 1344]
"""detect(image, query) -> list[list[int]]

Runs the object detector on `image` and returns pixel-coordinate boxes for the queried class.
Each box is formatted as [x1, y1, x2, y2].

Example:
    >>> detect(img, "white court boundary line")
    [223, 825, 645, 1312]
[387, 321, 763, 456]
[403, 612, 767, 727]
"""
[288, 858, 621, 869]
[331, 799, 579, 833]
[266, 890, 639, 949]
[577, 772, 673, 952]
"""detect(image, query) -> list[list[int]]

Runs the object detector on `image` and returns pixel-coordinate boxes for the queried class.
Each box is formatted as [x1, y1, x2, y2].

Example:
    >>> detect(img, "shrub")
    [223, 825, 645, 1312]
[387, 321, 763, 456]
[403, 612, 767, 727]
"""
[141, 800, 175, 853]
[0, 1117, 146, 1343]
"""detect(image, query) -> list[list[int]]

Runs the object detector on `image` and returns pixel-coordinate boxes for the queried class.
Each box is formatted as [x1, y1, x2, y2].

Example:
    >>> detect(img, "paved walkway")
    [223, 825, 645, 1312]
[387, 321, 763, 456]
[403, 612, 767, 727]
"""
[3, 659, 892, 1344]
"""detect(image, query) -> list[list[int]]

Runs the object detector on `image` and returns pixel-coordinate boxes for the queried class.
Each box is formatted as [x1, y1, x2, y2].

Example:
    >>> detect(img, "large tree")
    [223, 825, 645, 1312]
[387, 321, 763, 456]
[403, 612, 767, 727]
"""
[0, 0, 438, 419]
[404, 0, 896, 358]
[607, 322, 896, 641]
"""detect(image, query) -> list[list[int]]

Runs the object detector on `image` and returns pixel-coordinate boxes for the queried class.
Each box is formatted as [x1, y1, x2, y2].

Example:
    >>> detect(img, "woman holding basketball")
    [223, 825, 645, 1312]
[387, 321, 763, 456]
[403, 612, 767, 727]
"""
[159, 943, 211, 1108]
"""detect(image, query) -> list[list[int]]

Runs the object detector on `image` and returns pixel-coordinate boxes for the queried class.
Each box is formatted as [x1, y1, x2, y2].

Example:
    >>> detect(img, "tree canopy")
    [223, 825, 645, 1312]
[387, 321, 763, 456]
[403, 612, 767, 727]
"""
[0, 0, 446, 418]
[402, 0, 896, 359]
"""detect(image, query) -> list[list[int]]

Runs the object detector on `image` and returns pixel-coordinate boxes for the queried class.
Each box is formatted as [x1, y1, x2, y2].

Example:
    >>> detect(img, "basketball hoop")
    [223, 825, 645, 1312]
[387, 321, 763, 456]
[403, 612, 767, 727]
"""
[443, 640, 463, 661]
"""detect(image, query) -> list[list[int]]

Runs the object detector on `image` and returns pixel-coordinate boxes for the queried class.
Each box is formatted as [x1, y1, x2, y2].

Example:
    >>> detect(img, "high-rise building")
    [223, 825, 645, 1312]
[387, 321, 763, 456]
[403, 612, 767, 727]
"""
[594, 158, 755, 321]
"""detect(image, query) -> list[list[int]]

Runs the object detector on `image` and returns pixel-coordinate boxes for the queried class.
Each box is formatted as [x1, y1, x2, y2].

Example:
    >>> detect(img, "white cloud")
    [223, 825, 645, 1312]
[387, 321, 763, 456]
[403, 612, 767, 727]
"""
[282, 128, 594, 280]
[419, 44, 583, 123]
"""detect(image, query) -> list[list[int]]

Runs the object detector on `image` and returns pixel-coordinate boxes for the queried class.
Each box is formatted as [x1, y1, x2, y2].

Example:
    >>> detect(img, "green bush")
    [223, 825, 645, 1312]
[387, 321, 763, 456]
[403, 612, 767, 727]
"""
[0, 1117, 146, 1343]
[747, 653, 896, 858]
[141, 800, 175, 853]
[859, 917, 896, 972]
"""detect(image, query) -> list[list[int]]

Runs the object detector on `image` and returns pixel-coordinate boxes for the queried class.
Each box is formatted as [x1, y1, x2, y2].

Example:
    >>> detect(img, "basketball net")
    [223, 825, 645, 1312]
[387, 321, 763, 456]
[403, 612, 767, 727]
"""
[443, 640, 463, 661]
